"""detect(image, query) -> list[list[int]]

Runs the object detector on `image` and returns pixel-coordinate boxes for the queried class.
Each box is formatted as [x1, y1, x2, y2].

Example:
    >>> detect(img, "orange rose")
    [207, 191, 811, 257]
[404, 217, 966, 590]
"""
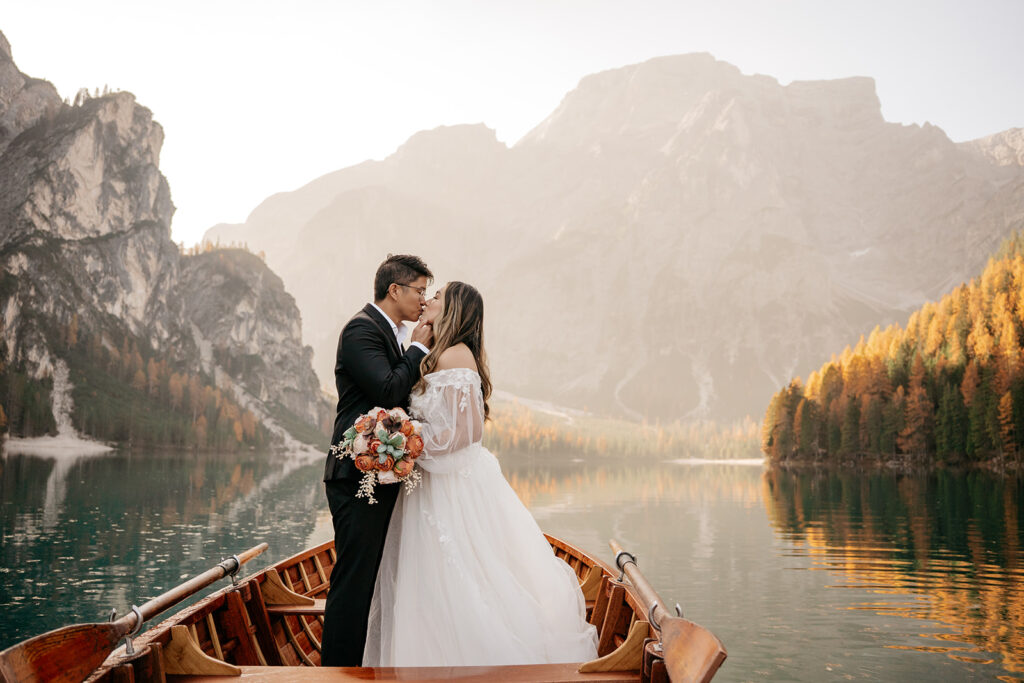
[393, 458, 415, 478]
[367, 438, 382, 454]
[354, 415, 375, 434]
[374, 408, 389, 423]
[353, 455, 375, 472]
[399, 420, 415, 437]
[374, 454, 395, 472]
[406, 434, 424, 459]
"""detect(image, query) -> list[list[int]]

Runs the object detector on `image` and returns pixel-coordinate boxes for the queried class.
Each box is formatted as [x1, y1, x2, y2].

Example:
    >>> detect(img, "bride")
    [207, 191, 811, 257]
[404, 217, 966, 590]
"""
[363, 281, 599, 667]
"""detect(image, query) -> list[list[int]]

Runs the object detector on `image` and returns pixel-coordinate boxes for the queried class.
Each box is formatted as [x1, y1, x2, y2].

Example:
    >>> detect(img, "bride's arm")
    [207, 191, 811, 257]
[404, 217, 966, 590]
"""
[418, 384, 484, 457]
[417, 346, 484, 459]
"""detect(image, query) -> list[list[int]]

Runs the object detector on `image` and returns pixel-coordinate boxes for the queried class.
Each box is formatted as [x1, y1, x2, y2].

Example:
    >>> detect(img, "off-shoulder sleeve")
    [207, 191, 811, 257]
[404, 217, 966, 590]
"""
[413, 371, 485, 473]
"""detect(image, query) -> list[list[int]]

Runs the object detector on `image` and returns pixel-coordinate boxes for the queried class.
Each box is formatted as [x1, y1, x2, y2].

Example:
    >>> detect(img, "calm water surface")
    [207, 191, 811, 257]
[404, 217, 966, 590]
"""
[1, 446, 1022, 681]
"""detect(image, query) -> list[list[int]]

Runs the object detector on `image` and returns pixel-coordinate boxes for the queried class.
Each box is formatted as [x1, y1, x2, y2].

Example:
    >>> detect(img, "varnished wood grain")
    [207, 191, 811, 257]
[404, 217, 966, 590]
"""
[660, 618, 727, 683]
[0, 622, 126, 683]
[161, 626, 241, 676]
[260, 569, 314, 606]
[174, 663, 639, 682]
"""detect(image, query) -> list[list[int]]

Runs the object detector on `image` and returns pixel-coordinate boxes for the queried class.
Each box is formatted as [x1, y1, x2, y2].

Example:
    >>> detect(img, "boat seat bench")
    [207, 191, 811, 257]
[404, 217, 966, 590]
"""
[263, 599, 325, 617]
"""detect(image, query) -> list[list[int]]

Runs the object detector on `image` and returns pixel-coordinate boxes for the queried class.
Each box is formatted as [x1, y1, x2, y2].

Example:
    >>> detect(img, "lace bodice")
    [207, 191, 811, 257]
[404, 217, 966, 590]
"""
[408, 368, 485, 473]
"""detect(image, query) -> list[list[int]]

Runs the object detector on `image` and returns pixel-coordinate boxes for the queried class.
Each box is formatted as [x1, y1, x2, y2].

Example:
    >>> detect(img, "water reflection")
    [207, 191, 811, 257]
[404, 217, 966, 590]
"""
[0, 448, 322, 648]
[3, 448, 1023, 681]
[763, 468, 1024, 679]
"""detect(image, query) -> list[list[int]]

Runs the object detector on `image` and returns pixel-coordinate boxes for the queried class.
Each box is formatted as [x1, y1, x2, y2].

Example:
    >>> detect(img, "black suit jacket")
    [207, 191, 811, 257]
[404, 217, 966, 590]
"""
[323, 304, 427, 482]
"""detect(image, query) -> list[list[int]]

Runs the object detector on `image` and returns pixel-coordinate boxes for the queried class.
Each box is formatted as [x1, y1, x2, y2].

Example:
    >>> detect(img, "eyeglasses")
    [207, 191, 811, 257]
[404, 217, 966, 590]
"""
[394, 283, 428, 298]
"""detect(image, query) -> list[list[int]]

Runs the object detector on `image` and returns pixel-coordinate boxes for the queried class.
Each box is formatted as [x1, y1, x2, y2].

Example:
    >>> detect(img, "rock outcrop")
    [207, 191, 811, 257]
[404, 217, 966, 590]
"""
[0, 31, 330, 444]
[963, 128, 1024, 167]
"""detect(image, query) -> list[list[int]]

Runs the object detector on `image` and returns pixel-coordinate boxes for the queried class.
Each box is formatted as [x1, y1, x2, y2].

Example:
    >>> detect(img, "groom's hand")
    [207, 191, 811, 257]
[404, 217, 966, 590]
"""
[411, 320, 433, 349]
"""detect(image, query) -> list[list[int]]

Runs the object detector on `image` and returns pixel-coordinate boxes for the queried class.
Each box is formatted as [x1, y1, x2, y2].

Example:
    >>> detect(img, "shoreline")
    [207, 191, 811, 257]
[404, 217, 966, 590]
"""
[1, 433, 115, 457]
[767, 455, 1024, 474]
[0, 434, 325, 460]
[669, 457, 766, 466]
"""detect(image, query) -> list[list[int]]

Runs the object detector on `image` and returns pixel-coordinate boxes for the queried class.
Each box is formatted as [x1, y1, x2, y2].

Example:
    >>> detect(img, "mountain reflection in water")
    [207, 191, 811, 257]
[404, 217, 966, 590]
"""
[2, 448, 1023, 681]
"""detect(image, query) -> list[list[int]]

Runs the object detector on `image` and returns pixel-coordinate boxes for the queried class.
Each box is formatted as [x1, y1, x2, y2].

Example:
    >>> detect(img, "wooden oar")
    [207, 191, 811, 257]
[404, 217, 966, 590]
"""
[0, 543, 268, 683]
[609, 539, 727, 683]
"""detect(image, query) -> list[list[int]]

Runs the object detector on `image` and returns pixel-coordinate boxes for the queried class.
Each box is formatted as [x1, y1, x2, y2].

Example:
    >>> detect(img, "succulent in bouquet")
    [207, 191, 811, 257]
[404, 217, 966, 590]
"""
[331, 407, 424, 503]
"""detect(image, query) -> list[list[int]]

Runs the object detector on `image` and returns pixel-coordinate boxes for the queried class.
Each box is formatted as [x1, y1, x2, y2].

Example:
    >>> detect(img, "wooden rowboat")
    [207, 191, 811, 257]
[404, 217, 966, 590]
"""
[1, 536, 726, 682]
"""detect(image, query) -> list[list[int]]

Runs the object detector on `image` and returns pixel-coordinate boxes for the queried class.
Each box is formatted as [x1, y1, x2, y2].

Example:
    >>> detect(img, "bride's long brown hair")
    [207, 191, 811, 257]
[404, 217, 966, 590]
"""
[414, 281, 492, 420]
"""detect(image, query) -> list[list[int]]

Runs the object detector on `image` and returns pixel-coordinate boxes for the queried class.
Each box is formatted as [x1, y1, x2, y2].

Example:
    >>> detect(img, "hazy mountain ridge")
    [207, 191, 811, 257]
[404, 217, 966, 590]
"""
[205, 53, 1024, 421]
[0, 31, 330, 445]
[962, 128, 1024, 167]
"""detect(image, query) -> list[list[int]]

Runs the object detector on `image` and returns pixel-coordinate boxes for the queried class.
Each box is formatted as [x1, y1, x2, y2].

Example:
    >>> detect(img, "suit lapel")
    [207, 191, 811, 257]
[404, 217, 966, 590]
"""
[363, 303, 402, 357]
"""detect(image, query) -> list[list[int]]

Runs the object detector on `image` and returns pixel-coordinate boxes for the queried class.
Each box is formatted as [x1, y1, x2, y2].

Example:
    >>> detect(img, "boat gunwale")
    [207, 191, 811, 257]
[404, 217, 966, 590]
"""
[89, 535, 653, 680]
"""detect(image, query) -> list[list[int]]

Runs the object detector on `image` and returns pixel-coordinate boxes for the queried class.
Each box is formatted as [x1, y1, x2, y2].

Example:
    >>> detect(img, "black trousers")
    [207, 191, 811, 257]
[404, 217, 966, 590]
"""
[320, 476, 400, 667]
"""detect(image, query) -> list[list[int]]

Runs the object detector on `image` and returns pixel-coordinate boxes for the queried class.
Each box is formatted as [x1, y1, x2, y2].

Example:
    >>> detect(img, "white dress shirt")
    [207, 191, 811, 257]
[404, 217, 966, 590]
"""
[371, 303, 430, 355]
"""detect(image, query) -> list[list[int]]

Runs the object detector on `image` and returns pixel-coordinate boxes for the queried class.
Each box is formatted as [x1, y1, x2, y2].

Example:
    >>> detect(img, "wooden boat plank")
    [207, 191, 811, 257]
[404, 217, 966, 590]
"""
[244, 576, 282, 666]
[173, 663, 639, 682]
[264, 599, 325, 616]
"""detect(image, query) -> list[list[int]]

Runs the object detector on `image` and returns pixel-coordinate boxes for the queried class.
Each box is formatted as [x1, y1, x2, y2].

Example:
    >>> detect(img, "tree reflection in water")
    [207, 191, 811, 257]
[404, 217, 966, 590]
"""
[761, 469, 1024, 677]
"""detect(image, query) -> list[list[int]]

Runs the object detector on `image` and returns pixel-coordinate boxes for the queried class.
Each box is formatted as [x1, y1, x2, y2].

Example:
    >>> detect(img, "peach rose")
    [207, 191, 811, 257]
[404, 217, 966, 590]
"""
[352, 434, 369, 454]
[399, 420, 416, 437]
[353, 455, 375, 472]
[406, 434, 424, 459]
[373, 408, 389, 423]
[393, 458, 415, 478]
[374, 454, 395, 472]
[389, 407, 410, 422]
[367, 438, 382, 455]
[354, 415, 375, 434]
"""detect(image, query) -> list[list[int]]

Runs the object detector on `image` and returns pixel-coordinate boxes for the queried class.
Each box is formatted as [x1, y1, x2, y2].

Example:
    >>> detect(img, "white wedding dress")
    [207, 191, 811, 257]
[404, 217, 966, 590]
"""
[363, 368, 599, 667]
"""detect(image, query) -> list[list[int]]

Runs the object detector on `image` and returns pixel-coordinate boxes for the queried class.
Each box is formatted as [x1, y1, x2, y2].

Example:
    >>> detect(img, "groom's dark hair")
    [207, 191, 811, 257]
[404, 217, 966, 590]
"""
[374, 254, 433, 302]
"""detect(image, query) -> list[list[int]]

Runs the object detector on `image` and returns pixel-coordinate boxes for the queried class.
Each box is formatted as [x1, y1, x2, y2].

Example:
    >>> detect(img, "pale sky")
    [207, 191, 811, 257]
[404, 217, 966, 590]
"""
[4, 1, 1023, 246]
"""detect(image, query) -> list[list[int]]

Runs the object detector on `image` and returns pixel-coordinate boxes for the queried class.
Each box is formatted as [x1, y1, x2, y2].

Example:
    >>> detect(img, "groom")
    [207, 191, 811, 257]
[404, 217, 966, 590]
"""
[321, 254, 434, 666]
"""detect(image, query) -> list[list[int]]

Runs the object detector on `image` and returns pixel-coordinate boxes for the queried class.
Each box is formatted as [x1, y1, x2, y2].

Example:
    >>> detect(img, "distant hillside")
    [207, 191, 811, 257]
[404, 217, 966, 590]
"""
[207, 53, 1024, 422]
[762, 231, 1024, 467]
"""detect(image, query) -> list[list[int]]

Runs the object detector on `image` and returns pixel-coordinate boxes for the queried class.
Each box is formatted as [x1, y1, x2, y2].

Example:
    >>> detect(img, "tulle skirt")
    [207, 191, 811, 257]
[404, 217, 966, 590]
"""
[363, 444, 599, 666]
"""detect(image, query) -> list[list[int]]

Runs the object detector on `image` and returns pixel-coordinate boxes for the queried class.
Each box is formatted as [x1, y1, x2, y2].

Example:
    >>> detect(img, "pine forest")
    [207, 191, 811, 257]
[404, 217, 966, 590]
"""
[762, 232, 1024, 467]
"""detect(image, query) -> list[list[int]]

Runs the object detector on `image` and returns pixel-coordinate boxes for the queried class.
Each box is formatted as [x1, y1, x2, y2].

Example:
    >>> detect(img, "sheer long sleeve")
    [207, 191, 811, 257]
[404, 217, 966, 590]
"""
[410, 369, 485, 474]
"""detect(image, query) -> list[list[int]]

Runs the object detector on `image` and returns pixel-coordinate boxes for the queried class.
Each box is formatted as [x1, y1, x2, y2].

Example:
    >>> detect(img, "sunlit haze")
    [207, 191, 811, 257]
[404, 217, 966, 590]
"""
[4, 0, 1023, 246]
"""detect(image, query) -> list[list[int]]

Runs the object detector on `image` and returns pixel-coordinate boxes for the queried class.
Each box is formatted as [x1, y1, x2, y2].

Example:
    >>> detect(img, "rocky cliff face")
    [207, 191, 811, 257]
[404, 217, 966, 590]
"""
[206, 54, 1024, 422]
[177, 249, 325, 430]
[0, 31, 329, 444]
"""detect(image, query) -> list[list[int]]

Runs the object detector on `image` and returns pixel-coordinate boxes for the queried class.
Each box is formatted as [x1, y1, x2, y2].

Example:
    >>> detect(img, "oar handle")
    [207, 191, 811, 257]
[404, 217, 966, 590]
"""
[236, 542, 269, 566]
[122, 543, 269, 628]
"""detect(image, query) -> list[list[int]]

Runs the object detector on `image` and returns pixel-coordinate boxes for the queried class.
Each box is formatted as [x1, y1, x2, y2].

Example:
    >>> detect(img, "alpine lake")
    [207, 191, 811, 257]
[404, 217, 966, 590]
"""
[1, 444, 1022, 682]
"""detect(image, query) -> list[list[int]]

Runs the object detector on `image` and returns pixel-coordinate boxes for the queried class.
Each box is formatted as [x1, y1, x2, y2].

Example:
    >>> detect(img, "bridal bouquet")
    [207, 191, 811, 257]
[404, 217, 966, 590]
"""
[331, 407, 424, 504]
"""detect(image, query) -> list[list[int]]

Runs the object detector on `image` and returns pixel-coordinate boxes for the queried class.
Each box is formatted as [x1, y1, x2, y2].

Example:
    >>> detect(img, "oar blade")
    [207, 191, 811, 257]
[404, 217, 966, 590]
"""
[0, 623, 123, 683]
[661, 617, 728, 683]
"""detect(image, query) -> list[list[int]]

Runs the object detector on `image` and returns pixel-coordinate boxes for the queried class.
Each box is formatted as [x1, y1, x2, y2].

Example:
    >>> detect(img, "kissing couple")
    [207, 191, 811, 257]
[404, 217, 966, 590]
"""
[320, 254, 598, 667]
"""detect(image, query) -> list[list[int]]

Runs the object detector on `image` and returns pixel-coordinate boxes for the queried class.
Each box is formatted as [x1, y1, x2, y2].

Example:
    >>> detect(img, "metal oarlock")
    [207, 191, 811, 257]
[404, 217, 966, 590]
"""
[649, 599, 662, 632]
[123, 605, 144, 655]
[649, 600, 664, 652]
[228, 554, 242, 587]
[614, 549, 637, 582]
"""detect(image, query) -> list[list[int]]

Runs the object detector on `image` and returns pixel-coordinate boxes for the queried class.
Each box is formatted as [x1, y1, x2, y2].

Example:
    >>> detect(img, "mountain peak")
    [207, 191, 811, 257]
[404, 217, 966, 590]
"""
[0, 31, 11, 62]
[390, 123, 504, 162]
[518, 54, 886, 153]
